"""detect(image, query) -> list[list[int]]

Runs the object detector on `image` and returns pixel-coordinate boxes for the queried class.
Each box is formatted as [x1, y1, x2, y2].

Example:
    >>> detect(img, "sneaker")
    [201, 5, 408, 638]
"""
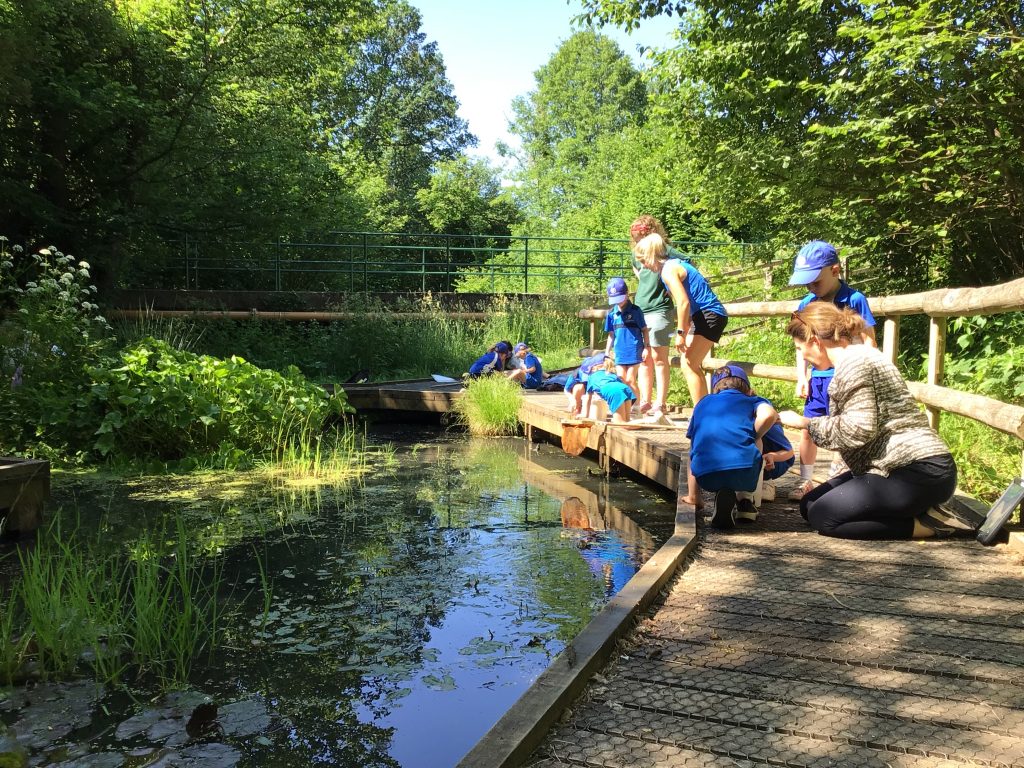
[761, 481, 776, 502]
[649, 404, 665, 418]
[918, 498, 987, 538]
[710, 489, 737, 530]
[788, 480, 814, 502]
[735, 498, 758, 524]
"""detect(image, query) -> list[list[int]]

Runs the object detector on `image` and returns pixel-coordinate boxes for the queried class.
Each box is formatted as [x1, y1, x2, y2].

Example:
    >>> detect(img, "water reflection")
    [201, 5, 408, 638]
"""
[3, 431, 672, 768]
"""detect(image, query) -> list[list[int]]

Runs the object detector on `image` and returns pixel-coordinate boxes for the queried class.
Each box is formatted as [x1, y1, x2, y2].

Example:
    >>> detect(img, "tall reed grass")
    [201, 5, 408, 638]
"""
[2, 516, 230, 687]
[454, 376, 524, 436]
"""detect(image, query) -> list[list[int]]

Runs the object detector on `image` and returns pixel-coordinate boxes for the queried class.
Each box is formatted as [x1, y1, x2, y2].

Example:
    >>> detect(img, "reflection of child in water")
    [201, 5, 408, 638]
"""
[559, 496, 637, 597]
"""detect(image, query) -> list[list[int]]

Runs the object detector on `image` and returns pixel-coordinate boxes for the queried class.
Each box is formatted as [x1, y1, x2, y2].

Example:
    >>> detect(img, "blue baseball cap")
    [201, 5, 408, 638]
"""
[606, 277, 628, 304]
[513, 342, 529, 354]
[710, 363, 750, 391]
[788, 240, 839, 286]
[494, 341, 511, 354]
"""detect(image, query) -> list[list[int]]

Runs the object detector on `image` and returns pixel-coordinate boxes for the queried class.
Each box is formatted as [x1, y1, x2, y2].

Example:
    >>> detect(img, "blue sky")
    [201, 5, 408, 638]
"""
[411, 0, 680, 169]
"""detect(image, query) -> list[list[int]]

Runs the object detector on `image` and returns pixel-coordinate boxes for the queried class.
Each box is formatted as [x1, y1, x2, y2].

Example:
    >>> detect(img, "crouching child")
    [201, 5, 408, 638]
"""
[685, 364, 793, 529]
[585, 357, 637, 424]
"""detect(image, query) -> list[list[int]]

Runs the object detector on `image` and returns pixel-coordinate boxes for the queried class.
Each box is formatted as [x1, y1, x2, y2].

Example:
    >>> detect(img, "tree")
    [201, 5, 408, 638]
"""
[579, 0, 1024, 287]
[415, 157, 520, 239]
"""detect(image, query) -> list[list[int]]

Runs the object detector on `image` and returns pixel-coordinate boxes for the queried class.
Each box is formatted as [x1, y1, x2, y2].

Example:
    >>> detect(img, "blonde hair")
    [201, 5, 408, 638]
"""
[633, 233, 668, 271]
[786, 303, 866, 345]
[629, 215, 669, 246]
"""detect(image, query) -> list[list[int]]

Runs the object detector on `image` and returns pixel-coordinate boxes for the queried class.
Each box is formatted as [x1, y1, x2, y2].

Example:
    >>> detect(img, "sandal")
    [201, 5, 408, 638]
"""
[787, 479, 814, 502]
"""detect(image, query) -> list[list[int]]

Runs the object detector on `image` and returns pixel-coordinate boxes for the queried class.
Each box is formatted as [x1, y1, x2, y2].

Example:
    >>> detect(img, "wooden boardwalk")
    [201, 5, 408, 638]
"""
[341, 380, 1024, 768]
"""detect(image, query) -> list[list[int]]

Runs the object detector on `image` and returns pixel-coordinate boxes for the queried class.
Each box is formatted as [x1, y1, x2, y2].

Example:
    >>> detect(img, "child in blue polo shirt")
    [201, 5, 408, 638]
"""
[685, 364, 792, 529]
[510, 342, 544, 389]
[468, 341, 512, 377]
[788, 241, 877, 500]
[603, 277, 650, 402]
[586, 357, 637, 423]
[565, 351, 606, 418]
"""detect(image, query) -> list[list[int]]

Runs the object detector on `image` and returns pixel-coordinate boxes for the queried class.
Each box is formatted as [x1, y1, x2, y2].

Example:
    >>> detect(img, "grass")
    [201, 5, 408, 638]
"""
[454, 375, 524, 436]
[2, 516, 234, 687]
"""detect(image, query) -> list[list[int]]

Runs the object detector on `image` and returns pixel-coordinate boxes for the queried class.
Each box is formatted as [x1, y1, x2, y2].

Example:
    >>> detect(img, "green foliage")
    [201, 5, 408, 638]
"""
[940, 314, 1024, 406]
[580, 0, 1024, 289]
[454, 376, 524, 437]
[0, 242, 111, 454]
[938, 414, 1020, 503]
[3, 517, 227, 686]
[78, 339, 352, 465]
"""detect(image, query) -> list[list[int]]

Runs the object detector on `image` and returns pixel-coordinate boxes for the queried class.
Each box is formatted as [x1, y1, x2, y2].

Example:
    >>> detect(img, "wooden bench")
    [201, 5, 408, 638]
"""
[0, 457, 50, 535]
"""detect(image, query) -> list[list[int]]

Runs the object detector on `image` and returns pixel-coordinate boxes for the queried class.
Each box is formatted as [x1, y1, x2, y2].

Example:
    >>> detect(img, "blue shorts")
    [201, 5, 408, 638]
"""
[697, 458, 762, 493]
[564, 372, 581, 392]
[803, 371, 833, 418]
[764, 456, 795, 481]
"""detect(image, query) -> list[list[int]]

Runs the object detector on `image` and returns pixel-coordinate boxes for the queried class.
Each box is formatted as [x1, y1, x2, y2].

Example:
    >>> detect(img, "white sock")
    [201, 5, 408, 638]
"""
[800, 463, 814, 481]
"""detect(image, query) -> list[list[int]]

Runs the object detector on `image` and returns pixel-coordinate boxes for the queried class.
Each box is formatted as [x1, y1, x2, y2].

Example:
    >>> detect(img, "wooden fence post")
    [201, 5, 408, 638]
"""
[882, 316, 900, 365]
[926, 316, 946, 430]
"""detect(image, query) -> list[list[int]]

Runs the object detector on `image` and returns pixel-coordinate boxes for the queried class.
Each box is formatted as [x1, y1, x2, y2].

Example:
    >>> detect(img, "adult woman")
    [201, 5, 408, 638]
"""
[778, 303, 976, 539]
[633, 232, 727, 406]
[628, 216, 675, 416]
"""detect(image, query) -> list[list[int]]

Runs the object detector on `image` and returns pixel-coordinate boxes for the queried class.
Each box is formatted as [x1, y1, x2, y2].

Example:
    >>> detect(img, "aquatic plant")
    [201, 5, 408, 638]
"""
[3, 517, 230, 687]
[454, 376, 523, 436]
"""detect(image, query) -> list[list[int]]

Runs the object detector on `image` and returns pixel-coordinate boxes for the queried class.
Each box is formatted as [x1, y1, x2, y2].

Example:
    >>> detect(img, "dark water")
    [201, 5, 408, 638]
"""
[0, 428, 674, 767]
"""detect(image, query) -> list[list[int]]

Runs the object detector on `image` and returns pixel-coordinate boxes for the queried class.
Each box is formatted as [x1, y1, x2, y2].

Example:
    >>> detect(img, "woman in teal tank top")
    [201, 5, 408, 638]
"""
[634, 233, 728, 406]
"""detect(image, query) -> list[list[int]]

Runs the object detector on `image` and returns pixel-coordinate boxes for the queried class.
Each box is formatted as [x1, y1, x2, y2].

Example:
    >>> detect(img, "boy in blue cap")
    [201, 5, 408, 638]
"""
[603, 276, 650, 403]
[788, 241, 877, 500]
[468, 341, 512, 377]
[510, 342, 544, 389]
[685, 363, 793, 529]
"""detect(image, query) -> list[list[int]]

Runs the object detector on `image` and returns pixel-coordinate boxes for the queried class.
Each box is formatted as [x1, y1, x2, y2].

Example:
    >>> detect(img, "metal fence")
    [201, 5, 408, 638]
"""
[127, 232, 760, 294]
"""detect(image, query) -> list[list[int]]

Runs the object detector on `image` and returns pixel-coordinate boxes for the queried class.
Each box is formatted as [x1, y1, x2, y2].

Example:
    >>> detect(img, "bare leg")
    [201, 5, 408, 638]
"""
[507, 369, 526, 384]
[651, 346, 670, 408]
[617, 364, 640, 399]
[638, 354, 654, 406]
[610, 401, 632, 423]
[683, 470, 703, 509]
[682, 335, 714, 405]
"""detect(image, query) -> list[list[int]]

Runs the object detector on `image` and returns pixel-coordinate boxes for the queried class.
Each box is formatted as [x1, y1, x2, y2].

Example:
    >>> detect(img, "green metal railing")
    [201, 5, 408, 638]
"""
[131, 232, 758, 293]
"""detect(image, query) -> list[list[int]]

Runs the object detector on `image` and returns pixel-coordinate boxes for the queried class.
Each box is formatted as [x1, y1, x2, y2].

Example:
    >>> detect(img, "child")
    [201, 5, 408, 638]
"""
[586, 357, 637, 423]
[685, 364, 790, 529]
[565, 351, 606, 418]
[788, 241, 877, 500]
[510, 342, 544, 389]
[603, 277, 650, 401]
[633, 234, 727, 407]
[468, 341, 512, 378]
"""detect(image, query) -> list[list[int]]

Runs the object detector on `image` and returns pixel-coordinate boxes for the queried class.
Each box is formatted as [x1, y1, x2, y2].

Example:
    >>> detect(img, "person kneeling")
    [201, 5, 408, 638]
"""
[585, 357, 637, 424]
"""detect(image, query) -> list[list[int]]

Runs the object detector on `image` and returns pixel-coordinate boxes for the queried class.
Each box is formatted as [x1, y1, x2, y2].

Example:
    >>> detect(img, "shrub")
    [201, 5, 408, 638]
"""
[454, 375, 523, 436]
[76, 338, 352, 466]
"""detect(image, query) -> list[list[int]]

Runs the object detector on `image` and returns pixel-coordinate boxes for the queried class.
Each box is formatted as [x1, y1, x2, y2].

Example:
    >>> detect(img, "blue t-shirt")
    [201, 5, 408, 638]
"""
[468, 352, 502, 376]
[798, 281, 876, 372]
[565, 352, 607, 392]
[663, 259, 727, 319]
[523, 353, 543, 388]
[603, 301, 647, 366]
[687, 389, 775, 478]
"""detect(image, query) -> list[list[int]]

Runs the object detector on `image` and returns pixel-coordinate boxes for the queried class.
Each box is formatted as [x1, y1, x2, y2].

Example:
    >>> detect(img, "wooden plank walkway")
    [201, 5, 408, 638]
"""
[527, 481, 1024, 768]
[342, 379, 1024, 768]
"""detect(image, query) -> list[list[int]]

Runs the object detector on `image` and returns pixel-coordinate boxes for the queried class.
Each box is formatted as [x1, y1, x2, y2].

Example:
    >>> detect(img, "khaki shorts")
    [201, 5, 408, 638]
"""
[645, 308, 674, 348]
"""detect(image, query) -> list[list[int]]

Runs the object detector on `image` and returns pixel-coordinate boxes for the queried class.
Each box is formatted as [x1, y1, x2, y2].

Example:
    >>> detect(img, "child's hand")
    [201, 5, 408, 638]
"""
[795, 379, 809, 399]
[764, 455, 776, 471]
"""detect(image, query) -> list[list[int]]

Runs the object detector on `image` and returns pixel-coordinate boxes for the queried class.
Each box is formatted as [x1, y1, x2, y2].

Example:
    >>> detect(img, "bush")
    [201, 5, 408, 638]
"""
[454, 375, 523, 436]
[76, 339, 352, 466]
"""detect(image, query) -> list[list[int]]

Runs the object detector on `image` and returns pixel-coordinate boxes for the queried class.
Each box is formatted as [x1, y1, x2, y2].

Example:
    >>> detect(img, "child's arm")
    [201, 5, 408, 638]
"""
[605, 331, 613, 357]
[662, 264, 691, 348]
[642, 327, 652, 359]
[754, 403, 780, 440]
[683, 471, 703, 509]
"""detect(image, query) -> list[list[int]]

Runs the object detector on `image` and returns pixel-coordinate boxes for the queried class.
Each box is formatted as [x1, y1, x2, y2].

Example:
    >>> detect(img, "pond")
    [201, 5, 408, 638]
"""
[0, 426, 674, 767]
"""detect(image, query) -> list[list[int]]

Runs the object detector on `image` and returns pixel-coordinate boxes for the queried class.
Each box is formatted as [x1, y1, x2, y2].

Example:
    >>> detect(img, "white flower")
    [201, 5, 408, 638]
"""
[78, 260, 90, 270]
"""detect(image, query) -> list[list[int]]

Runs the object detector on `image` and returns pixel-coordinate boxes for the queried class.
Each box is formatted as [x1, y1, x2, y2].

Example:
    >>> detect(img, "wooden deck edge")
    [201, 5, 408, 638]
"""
[455, 474, 698, 768]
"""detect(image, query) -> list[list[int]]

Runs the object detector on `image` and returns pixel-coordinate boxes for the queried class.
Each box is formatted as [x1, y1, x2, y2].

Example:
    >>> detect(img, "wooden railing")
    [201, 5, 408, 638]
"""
[579, 276, 1024, 477]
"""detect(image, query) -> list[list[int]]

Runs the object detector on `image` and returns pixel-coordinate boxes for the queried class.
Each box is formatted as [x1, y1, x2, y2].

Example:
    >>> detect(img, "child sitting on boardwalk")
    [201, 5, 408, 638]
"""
[586, 357, 637, 424]
[685, 364, 790, 529]
[509, 342, 544, 389]
[564, 352, 606, 418]
[603, 277, 650, 401]
[468, 341, 512, 378]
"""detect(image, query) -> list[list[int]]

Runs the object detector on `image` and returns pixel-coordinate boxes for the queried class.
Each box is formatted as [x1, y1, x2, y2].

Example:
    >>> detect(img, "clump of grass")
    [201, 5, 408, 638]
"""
[454, 376, 524, 436]
[3, 517, 227, 687]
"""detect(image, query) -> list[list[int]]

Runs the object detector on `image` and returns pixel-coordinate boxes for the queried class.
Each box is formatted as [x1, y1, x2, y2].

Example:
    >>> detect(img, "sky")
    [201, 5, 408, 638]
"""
[411, 0, 680, 169]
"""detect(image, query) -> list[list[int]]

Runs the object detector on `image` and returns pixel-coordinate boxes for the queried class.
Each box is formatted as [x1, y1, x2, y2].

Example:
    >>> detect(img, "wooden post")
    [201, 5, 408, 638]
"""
[882, 316, 900, 365]
[926, 316, 946, 430]
[589, 319, 596, 353]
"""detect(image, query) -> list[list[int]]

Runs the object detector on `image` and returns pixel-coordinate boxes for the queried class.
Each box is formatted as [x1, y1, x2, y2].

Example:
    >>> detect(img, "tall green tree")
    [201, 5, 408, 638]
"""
[580, 0, 1024, 286]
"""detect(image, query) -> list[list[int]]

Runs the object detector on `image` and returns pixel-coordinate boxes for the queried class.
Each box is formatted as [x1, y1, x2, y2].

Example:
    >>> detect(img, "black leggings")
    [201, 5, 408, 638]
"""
[800, 458, 957, 540]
